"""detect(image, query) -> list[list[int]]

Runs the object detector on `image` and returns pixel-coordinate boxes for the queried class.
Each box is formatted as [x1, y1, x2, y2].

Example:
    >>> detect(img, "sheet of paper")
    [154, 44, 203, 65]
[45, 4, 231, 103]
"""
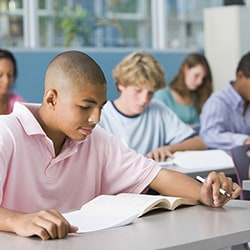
[158, 150, 234, 169]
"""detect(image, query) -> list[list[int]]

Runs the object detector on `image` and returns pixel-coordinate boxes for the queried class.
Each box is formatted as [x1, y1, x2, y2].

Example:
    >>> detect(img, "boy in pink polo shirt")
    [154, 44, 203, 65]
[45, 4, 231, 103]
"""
[0, 51, 241, 240]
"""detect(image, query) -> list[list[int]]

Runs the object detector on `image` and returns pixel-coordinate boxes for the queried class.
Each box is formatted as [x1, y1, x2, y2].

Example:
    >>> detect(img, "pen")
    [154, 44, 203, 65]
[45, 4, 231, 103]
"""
[196, 175, 231, 198]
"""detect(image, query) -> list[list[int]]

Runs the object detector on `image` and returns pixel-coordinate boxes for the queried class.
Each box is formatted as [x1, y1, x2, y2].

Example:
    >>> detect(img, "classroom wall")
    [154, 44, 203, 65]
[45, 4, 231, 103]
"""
[204, 5, 250, 92]
[11, 48, 196, 103]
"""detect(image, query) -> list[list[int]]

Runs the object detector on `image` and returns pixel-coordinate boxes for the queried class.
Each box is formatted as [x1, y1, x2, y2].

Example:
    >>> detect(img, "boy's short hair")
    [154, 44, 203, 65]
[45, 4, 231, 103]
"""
[112, 51, 167, 92]
[44, 50, 107, 92]
[236, 51, 250, 78]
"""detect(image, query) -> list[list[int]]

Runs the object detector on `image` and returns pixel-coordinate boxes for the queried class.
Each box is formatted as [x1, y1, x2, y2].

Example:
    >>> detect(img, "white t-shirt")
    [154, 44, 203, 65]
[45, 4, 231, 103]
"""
[99, 100, 196, 155]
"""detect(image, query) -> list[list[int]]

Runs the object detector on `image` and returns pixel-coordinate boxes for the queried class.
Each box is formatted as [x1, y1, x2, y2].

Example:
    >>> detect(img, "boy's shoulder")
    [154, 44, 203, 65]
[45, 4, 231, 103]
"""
[149, 99, 174, 113]
[0, 102, 41, 136]
[94, 125, 116, 139]
[205, 84, 239, 109]
[0, 114, 24, 147]
[0, 111, 19, 126]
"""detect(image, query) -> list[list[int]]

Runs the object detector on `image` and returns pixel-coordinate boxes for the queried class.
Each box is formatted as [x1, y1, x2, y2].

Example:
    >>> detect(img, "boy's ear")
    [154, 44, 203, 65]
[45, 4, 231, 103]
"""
[44, 89, 57, 109]
[117, 82, 125, 92]
[237, 70, 244, 79]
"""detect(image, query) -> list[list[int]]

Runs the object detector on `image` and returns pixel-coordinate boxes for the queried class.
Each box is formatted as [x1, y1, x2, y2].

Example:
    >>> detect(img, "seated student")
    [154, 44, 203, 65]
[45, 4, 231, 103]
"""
[99, 51, 206, 162]
[154, 53, 213, 128]
[0, 49, 25, 114]
[0, 50, 241, 240]
[200, 51, 250, 151]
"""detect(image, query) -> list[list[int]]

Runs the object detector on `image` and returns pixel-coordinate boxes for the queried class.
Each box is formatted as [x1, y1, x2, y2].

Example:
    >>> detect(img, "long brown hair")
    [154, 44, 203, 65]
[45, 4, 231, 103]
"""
[170, 53, 213, 113]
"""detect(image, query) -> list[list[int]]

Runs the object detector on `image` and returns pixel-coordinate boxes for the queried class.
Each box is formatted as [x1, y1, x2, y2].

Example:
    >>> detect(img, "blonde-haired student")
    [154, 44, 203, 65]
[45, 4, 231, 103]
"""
[99, 51, 206, 162]
[0, 50, 241, 240]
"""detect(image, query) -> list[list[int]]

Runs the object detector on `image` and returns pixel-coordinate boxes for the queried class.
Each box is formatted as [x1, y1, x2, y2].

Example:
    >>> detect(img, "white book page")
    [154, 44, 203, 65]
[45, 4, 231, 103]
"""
[63, 210, 138, 233]
[62, 195, 139, 233]
[158, 150, 234, 169]
[62, 194, 177, 233]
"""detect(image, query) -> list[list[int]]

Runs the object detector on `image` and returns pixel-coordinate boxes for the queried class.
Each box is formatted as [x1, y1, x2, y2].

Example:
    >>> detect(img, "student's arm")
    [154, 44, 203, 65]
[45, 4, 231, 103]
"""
[0, 207, 78, 240]
[149, 169, 241, 207]
[166, 135, 206, 152]
[146, 136, 206, 162]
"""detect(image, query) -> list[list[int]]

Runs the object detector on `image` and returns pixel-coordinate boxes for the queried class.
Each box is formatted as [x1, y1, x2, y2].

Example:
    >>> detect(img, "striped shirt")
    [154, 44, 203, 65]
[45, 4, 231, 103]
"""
[200, 82, 250, 150]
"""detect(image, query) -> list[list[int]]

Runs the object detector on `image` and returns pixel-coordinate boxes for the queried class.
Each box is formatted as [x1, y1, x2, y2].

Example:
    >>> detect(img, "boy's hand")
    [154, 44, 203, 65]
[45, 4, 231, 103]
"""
[10, 209, 78, 240]
[146, 146, 174, 162]
[244, 137, 250, 145]
[198, 172, 242, 207]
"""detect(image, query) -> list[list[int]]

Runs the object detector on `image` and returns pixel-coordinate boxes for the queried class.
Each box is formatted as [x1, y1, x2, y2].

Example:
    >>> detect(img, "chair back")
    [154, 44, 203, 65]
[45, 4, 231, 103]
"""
[231, 145, 250, 200]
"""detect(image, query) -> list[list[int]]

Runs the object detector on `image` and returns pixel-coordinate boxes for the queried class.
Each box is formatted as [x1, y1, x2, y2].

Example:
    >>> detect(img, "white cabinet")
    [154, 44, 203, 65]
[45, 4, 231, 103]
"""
[204, 6, 250, 91]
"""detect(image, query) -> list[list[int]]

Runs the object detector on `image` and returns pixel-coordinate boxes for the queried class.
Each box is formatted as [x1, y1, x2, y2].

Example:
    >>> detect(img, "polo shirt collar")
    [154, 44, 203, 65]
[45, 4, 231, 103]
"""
[13, 102, 45, 136]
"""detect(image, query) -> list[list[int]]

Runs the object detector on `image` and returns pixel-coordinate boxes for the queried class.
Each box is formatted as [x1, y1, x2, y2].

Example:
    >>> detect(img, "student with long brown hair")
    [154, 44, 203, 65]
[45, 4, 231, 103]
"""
[155, 53, 213, 128]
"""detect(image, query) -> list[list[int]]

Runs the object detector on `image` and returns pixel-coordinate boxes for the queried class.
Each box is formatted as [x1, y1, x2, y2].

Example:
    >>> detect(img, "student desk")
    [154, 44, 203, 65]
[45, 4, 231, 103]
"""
[0, 200, 250, 250]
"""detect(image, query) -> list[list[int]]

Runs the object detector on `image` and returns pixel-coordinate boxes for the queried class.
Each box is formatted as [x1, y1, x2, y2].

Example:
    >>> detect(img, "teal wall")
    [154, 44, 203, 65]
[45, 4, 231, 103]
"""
[12, 49, 195, 103]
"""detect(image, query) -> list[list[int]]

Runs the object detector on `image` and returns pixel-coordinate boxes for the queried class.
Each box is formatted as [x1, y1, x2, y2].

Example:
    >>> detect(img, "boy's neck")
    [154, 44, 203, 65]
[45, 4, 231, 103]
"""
[114, 98, 133, 116]
[114, 98, 125, 112]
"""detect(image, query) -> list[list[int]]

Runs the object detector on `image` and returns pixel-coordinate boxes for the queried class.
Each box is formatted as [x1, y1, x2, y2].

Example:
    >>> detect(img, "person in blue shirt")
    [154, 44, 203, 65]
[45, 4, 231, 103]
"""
[99, 51, 206, 162]
[154, 53, 213, 129]
[200, 51, 250, 151]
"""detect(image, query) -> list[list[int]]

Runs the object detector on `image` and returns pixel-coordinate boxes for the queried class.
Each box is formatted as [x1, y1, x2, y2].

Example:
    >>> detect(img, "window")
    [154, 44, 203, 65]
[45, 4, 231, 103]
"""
[0, 0, 226, 49]
[0, 0, 23, 47]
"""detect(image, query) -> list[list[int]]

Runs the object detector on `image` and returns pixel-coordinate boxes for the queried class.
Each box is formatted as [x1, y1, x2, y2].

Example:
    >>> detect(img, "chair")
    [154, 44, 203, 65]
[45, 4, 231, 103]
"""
[231, 144, 250, 200]
[231, 145, 250, 250]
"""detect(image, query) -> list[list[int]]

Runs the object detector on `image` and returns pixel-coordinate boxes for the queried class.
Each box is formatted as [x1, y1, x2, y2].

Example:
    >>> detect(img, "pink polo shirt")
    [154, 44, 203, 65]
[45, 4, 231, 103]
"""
[0, 102, 161, 213]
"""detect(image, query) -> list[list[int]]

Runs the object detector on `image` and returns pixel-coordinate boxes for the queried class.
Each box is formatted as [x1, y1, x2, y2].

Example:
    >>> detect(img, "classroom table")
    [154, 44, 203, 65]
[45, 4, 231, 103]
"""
[1, 200, 250, 250]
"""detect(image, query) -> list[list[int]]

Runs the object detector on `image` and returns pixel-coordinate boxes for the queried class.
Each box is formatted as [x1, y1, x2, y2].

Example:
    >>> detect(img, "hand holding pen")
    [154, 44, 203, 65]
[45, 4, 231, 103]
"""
[196, 176, 231, 198]
[195, 172, 241, 207]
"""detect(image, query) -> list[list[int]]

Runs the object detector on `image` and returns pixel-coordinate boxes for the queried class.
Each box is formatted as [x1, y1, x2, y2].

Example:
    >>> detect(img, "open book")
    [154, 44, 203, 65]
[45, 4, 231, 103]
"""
[158, 149, 234, 170]
[62, 193, 198, 233]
